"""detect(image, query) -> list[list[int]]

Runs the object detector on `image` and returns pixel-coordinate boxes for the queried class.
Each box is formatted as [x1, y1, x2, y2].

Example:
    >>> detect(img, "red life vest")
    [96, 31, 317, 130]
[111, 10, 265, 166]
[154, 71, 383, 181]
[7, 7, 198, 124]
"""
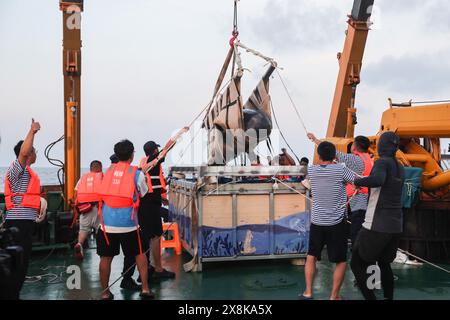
[346, 152, 374, 197]
[97, 162, 142, 253]
[4, 165, 41, 210]
[76, 172, 103, 204]
[139, 157, 167, 195]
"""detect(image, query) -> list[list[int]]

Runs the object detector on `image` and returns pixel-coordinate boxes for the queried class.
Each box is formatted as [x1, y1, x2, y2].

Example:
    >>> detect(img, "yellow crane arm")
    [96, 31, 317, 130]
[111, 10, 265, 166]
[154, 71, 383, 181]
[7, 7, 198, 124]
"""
[326, 0, 374, 138]
[60, 0, 83, 210]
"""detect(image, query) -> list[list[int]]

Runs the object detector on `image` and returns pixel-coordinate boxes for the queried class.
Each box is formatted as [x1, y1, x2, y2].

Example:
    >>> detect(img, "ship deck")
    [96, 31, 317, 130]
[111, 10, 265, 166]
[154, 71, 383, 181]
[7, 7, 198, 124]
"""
[21, 239, 450, 300]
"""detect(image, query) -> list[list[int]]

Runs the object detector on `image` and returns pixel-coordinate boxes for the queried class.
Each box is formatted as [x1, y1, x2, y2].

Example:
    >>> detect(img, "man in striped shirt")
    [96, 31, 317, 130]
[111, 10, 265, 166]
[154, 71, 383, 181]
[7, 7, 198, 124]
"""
[3, 119, 41, 299]
[307, 133, 373, 245]
[300, 141, 355, 300]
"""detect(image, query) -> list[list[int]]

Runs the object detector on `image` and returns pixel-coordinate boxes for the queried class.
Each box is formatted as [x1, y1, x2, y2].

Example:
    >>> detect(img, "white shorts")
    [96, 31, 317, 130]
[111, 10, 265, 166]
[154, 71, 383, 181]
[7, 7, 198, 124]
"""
[79, 206, 100, 233]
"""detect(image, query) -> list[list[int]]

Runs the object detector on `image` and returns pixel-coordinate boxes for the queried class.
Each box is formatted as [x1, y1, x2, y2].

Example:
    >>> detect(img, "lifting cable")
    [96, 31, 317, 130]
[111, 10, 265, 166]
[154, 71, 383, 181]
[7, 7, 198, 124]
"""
[270, 100, 301, 164]
[230, 0, 239, 78]
[233, 0, 239, 37]
[397, 248, 450, 275]
[276, 69, 308, 134]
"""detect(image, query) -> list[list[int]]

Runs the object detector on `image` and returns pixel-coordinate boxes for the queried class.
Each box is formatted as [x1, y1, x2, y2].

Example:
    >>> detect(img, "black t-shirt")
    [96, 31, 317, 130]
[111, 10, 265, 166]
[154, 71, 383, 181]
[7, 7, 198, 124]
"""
[141, 157, 165, 204]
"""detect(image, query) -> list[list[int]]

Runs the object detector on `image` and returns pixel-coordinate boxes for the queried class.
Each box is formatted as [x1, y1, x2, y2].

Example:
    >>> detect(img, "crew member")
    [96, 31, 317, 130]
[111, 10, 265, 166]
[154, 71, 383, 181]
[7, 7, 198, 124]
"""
[299, 141, 355, 300]
[96, 140, 153, 300]
[73, 160, 103, 260]
[3, 118, 41, 299]
[137, 141, 175, 280]
[307, 133, 373, 245]
[351, 132, 405, 300]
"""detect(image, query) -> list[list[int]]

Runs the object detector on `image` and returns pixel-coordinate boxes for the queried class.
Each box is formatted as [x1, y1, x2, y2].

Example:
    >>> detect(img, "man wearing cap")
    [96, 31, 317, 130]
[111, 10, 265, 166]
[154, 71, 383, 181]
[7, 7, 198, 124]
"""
[136, 141, 175, 280]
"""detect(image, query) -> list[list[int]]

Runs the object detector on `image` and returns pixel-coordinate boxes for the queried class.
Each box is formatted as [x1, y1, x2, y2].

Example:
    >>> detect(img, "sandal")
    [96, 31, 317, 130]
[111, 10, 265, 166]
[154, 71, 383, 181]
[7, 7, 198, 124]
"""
[139, 291, 155, 300]
[101, 291, 114, 300]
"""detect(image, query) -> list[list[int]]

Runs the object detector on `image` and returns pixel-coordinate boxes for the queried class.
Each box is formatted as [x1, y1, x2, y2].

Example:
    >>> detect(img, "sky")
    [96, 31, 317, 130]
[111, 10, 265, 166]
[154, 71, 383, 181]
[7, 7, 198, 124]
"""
[1, 0, 450, 168]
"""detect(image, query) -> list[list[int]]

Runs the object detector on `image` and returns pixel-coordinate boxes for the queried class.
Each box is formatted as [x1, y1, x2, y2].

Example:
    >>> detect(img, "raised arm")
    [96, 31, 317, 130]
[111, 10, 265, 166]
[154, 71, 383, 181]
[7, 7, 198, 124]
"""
[18, 118, 41, 167]
[307, 132, 321, 146]
[336, 151, 364, 175]
[141, 127, 189, 174]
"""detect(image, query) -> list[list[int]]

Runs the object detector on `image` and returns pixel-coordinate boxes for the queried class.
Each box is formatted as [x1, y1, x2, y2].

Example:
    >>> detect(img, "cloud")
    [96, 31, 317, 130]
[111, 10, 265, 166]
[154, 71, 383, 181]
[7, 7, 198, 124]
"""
[425, 1, 450, 31]
[364, 49, 450, 96]
[246, 0, 345, 52]
[377, 0, 450, 31]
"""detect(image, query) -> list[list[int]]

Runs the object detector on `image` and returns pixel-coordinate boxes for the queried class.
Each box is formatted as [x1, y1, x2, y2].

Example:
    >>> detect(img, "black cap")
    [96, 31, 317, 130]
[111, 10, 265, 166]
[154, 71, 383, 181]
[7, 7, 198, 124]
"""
[143, 141, 160, 156]
[109, 154, 119, 164]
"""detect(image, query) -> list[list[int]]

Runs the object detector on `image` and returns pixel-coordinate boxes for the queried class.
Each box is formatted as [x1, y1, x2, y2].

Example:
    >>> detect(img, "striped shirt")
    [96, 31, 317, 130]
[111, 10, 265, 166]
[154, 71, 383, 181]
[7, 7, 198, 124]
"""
[5, 160, 38, 221]
[308, 163, 355, 226]
[336, 151, 368, 212]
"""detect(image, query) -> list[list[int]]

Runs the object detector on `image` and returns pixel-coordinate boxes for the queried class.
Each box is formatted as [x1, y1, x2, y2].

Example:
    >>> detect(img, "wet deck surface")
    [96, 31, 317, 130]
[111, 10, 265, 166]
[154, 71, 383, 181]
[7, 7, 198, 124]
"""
[22, 241, 450, 300]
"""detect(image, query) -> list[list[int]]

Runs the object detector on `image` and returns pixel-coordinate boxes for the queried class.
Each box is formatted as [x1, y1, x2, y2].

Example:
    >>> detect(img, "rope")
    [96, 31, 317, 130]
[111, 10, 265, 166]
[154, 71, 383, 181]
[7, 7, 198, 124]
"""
[25, 273, 62, 284]
[175, 78, 233, 166]
[100, 247, 152, 295]
[233, 45, 244, 77]
[235, 41, 277, 67]
[276, 69, 308, 134]
[397, 248, 450, 275]
[341, 189, 359, 209]
[271, 176, 312, 203]
[270, 100, 301, 164]
[26, 264, 67, 284]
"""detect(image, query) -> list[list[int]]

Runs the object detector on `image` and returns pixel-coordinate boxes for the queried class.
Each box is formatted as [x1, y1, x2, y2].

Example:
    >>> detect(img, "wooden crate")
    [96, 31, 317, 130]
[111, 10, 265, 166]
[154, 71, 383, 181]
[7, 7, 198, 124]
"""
[169, 176, 310, 265]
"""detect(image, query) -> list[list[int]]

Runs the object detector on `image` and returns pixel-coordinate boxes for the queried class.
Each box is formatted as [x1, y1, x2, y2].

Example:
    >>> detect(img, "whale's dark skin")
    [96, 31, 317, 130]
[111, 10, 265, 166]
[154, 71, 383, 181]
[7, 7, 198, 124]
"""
[209, 65, 276, 165]
[209, 108, 272, 165]
[243, 108, 272, 137]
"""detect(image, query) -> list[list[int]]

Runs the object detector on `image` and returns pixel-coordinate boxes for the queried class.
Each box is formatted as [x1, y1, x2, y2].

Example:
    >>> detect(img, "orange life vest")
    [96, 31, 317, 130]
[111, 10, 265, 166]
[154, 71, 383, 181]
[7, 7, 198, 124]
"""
[346, 152, 374, 197]
[99, 162, 139, 209]
[76, 172, 103, 204]
[4, 165, 41, 210]
[139, 157, 167, 195]
[97, 162, 142, 253]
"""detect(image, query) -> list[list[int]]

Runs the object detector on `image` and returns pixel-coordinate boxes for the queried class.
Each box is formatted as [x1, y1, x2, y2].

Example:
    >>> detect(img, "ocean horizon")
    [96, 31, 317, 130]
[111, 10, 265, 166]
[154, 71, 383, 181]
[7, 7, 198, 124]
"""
[0, 167, 90, 191]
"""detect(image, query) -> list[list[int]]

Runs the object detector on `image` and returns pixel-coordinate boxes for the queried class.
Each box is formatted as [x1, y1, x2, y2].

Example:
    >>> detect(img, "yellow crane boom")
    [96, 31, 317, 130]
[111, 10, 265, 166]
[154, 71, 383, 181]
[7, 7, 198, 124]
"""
[59, 0, 83, 210]
[326, 0, 374, 138]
